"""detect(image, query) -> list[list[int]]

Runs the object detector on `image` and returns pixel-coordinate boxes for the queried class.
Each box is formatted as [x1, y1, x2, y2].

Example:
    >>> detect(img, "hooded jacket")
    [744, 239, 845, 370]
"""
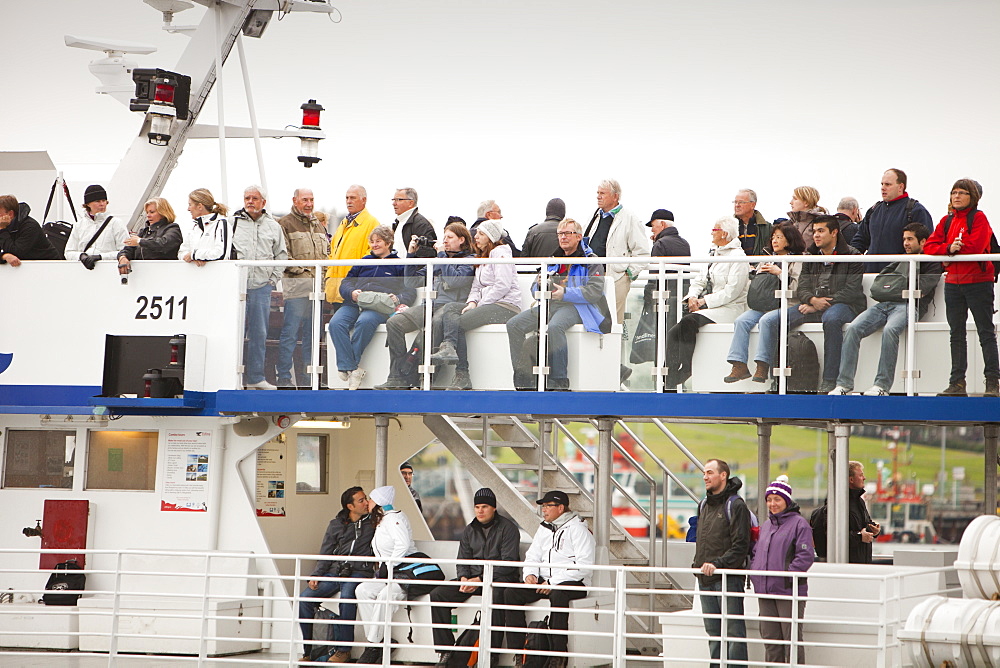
[456, 513, 521, 582]
[279, 207, 330, 300]
[467, 244, 522, 311]
[521, 198, 566, 258]
[923, 208, 995, 285]
[523, 511, 595, 586]
[325, 208, 379, 303]
[787, 208, 826, 249]
[798, 232, 867, 314]
[0, 202, 61, 261]
[533, 239, 612, 333]
[311, 510, 377, 577]
[684, 236, 749, 324]
[231, 208, 287, 289]
[749, 503, 814, 597]
[65, 210, 129, 258]
[339, 251, 416, 306]
[693, 476, 751, 586]
[117, 219, 183, 261]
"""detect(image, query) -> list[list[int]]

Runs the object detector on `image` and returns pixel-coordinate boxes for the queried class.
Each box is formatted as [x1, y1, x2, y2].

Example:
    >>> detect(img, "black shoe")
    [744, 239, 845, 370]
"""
[986, 378, 999, 397]
[938, 380, 968, 397]
[619, 364, 633, 384]
[817, 379, 836, 394]
[546, 377, 570, 392]
[375, 376, 414, 390]
[435, 651, 452, 667]
[357, 646, 383, 664]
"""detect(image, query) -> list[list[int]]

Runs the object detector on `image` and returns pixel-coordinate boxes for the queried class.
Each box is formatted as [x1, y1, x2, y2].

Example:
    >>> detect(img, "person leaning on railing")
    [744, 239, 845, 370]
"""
[663, 216, 749, 389]
[0, 195, 61, 265]
[923, 178, 1000, 397]
[749, 475, 815, 666]
[434, 219, 523, 391]
[116, 198, 182, 277]
[724, 221, 804, 383]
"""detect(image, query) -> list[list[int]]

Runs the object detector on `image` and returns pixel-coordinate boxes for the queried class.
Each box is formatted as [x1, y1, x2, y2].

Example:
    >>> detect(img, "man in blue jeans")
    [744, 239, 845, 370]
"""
[754, 215, 866, 392]
[829, 223, 942, 395]
[693, 459, 751, 668]
[299, 487, 375, 663]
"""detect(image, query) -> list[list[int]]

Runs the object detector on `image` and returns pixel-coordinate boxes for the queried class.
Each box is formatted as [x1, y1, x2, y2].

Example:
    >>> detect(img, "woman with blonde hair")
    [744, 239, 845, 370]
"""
[787, 186, 827, 248]
[117, 198, 182, 274]
[179, 188, 230, 266]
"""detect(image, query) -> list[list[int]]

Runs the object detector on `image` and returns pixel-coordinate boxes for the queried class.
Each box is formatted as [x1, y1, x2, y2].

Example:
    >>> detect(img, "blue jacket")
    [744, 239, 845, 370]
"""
[404, 249, 475, 305]
[339, 251, 416, 305]
[532, 239, 612, 333]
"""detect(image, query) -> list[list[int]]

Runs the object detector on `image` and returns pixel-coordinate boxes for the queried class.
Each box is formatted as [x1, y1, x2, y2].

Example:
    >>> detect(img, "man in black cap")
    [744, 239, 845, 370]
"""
[429, 488, 521, 666]
[521, 198, 566, 258]
[647, 208, 692, 333]
[65, 184, 129, 269]
[505, 491, 595, 668]
[399, 461, 423, 512]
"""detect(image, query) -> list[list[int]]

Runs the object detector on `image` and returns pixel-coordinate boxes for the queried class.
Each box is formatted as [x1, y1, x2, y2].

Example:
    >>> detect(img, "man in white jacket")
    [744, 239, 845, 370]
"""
[66, 184, 129, 269]
[504, 490, 595, 668]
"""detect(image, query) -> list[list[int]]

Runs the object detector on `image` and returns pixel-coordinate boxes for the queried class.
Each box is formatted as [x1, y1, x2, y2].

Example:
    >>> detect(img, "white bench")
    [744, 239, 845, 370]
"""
[0, 603, 80, 650]
[77, 553, 262, 656]
[326, 274, 622, 392]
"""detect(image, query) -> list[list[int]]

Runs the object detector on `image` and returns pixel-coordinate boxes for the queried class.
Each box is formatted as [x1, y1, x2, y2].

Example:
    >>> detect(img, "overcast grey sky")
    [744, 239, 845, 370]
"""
[3, 0, 999, 246]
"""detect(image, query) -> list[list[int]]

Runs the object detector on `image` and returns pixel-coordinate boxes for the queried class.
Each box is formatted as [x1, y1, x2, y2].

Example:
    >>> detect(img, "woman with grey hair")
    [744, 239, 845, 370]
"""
[663, 216, 749, 388]
[329, 225, 416, 389]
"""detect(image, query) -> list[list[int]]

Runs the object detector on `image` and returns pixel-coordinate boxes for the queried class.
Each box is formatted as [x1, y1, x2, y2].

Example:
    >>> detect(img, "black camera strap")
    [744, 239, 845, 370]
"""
[83, 215, 114, 253]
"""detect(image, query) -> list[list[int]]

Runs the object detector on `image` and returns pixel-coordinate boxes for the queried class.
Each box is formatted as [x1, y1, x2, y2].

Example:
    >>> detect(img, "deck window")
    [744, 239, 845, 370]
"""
[86, 431, 158, 491]
[2, 430, 76, 489]
[296, 434, 328, 494]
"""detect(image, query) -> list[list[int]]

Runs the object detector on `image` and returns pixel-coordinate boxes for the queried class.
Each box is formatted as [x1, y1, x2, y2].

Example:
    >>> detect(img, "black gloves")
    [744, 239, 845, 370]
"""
[80, 253, 102, 270]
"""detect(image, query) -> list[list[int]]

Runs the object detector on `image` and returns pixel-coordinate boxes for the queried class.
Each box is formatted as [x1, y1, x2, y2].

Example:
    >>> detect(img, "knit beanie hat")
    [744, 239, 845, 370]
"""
[84, 184, 108, 204]
[370, 485, 395, 508]
[545, 198, 566, 220]
[765, 475, 793, 506]
[473, 487, 497, 508]
[478, 220, 504, 243]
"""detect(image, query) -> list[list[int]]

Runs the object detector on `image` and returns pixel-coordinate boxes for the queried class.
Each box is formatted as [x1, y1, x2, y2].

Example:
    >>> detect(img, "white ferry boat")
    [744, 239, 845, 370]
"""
[2, 2, 999, 667]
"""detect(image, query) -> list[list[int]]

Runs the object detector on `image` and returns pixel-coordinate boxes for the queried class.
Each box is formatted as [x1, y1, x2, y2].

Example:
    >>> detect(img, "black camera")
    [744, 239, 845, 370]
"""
[336, 561, 354, 577]
[813, 284, 831, 298]
[414, 236, 434, 248]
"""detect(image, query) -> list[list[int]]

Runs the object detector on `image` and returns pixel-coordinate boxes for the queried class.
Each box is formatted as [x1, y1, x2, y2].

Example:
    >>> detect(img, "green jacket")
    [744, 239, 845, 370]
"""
[740, 210, 773, 256]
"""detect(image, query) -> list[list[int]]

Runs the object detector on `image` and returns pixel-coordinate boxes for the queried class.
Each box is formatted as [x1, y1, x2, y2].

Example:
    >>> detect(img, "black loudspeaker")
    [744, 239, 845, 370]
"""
[101, 335, 186, 398]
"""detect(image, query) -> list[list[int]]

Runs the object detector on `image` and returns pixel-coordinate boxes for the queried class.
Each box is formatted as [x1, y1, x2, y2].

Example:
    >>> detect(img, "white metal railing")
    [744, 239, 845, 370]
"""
[0, 547, 959, 667]
[226, 252, 998, 395]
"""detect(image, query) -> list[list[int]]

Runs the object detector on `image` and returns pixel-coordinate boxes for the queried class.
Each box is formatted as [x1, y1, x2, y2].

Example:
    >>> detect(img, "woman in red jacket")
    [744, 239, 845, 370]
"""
[923, 178, 999, 396]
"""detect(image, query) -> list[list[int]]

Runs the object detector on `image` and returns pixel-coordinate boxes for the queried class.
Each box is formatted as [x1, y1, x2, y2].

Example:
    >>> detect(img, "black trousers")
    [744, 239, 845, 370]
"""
[665, 313, 711, 383]
[504, 579, 586, 653]
[429, 579, 509, 652]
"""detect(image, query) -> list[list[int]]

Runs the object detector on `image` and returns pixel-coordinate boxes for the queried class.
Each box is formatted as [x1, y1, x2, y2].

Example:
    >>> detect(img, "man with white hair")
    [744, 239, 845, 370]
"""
[231, 185, 287, 390]
[584, 179, 650, 322]
[834, 196, 861, 246]
[733, 188, 772, 256]
[325, 185, 380, 307]
[471, 199, 520, 255]
[277, 188, 330, 386]
[390, 187, 436, 255]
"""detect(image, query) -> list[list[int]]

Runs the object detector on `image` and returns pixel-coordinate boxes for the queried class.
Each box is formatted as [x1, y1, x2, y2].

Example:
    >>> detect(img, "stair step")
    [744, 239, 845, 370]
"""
[496, 463, 558, 471]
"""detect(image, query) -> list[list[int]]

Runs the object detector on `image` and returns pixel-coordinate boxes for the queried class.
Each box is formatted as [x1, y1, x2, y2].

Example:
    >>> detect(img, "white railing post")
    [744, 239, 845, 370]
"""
[311, 266, 323, 390]
[198, 552, 212, 663]
[289, 557, 303, 666]
[108, 550, 124, 665]
[421, 260, 435, 391]
[536, 261, 548, 391]
[613, 568, 627, 668]
[477, 561, 494, 668]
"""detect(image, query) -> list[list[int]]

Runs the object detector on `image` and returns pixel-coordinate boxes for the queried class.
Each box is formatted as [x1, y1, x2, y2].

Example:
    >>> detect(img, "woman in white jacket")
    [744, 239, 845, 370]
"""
[355, 485, 418, 664]
[663, 216, 749, 388]
[178, 188, 230, 266]
[66, 184, 129, 269]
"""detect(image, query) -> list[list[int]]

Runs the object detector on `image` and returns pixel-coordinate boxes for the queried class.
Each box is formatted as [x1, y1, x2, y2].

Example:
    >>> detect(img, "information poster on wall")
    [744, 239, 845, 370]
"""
[161, 430, 212, 512]
[255, 441, 287, 517]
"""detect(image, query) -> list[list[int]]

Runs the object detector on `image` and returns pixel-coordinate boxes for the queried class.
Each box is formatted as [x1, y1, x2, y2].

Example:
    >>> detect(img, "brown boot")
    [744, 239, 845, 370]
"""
[986, 378, 999, 397]
[723, 361, 751, 383]
[938, 380, 967, 396]
[752, 362, 770, 383]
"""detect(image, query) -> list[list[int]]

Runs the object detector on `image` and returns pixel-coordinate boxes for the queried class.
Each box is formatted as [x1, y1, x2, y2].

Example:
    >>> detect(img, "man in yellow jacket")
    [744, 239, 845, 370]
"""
[325, 184, 380, 305]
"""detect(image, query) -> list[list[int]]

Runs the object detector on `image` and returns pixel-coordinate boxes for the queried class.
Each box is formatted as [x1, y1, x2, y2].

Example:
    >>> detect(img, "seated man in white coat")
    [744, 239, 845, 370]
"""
[504, 490, 595, 668]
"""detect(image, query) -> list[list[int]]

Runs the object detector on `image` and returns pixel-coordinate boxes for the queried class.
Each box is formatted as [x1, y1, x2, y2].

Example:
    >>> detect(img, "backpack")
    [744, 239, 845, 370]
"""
[785, 332, 820, 394]
[809, 504, 828, 559]
[697, 494, 760, 542]
[42, 559, 86, 605]
[941, 208, 1000, 282]
[521, 615, 551, 668]
[447, 611, 482, 668]
[308, 606, 338, 662]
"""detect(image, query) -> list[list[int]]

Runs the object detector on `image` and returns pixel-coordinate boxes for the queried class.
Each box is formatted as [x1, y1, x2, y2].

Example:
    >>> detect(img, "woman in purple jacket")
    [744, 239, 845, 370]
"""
[750, 475, 815, 665]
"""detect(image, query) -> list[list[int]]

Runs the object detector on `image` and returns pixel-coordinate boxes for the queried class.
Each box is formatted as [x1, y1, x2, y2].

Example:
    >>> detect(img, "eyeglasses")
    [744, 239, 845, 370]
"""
[556, 231, 579, 237]
[951, 190, 971, 196]
[711, 228, 724, 233]
[391, 197, 413, 202]
[540, 503, 561, 508]
[732, 200, 752, 205]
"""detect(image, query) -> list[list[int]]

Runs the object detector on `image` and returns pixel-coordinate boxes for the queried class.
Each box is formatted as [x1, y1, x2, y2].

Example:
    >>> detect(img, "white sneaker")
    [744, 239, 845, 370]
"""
[338, 370, 350, 381]
[348, 368, 366, 390]
[863, 385, 888, 396]
[245, 380, 277, 391]
[828, 386, 851, 395]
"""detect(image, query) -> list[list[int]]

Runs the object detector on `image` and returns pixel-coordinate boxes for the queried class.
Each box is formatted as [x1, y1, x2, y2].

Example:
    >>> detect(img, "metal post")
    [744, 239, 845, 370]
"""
[595, 418, 614, 563]
[757, 422, 772, 521]
[985, 424, 999, 515]
[828, 423, 850, 564]
[374, 415, 390, 488]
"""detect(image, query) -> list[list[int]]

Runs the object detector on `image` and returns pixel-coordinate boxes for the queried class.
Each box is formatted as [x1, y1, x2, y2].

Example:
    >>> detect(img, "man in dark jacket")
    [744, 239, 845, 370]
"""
[851, 168, 934, 272]
[830, 223, 942, 395]
[755, 215, 866, 392]
[647, 208, 691, 332]
[848, 461, 880, 563]
[299, 486, 376, 663]
[0, 198, 61, 265]
[734, 189, 772, 256]
[521, 198, 566, 258]
[429, 488, 521, 665]
[693, 459, 750, 668]
[506, 218, 612, 390]
[391, 187, 436, 255]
